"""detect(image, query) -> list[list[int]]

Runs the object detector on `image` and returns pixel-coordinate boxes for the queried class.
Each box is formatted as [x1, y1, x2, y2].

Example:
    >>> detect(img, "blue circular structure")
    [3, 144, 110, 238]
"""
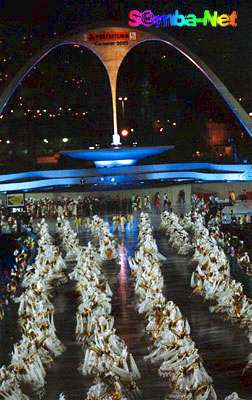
[61, 146, 174, 167]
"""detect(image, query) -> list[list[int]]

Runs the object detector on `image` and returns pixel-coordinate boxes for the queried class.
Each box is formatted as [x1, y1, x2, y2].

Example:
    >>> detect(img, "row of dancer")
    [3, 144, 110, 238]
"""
[161, 210, 252, 375]
[88, 215, 118, 260]
[129, 212, 217, 400]
[0, 219, 67, 400]
[57, 215, 141, 400]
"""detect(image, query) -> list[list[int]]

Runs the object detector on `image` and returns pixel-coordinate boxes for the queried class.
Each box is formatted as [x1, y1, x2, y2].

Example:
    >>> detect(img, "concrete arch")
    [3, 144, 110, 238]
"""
[0, 25, 251, 143]
[116, 35, 252, 138]
[0, 39, 113, 133]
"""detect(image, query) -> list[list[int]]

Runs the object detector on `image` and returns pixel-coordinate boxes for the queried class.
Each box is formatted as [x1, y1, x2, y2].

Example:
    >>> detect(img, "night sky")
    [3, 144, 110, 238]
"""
[0, 0, 251, 170]
[0, 0, 250, 95]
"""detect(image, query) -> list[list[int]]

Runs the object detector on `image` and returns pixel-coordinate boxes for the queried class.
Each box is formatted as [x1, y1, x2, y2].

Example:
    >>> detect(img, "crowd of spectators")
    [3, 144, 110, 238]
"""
[24, 196, 133, 218]
[0, 227, 38, 318]
[18, 192, 176, 220]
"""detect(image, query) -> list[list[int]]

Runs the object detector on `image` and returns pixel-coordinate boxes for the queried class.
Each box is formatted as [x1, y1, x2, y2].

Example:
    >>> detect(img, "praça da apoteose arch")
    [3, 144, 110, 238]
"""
[0, 22, 251, 146]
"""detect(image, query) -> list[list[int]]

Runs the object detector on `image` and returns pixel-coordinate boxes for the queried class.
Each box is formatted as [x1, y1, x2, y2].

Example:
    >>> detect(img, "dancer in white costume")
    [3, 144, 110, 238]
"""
[224, 394, 246, 400]
[0, 219, 66, 398]
[57, 217, 80, 260]
[130, 212, 217, 400]
[87, 215, 118, 261]
[0, 212, 248, 399]
[85, 379, 129, 400]
[0, 365, 29, 400]
[59, 217, 141, 400]
[161, 208, 252, 385]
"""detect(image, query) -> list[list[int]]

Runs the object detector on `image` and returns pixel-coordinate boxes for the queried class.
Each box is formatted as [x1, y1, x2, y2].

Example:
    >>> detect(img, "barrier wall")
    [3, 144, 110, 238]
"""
[4, 182, 252, 207]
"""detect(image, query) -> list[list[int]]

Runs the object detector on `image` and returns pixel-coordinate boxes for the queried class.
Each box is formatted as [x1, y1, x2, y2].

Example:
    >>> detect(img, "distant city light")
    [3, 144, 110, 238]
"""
[111, 177, 115, 182]
[43, 138, 49, 143]
[121, 129, 129, 137]
[62, 137, 69, 143]
[249, 112, 252, 117]
[89, 146, 95, 150]
[130, 128, 134, 132]
[173, 122, 177, 126]
[6, 140, 10, 144]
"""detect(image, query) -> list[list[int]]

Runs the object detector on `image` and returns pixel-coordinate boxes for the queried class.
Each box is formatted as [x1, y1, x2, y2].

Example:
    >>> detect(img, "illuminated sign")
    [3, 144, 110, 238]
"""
[84, 31, 138, 43]
[7, 193, 25, 207]
[128, 9, 238, 28]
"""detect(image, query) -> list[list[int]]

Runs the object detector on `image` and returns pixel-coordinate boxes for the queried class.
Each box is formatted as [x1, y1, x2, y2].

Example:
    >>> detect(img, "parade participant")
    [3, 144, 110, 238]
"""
[162, 208, 252, 368]
[238, 252, 251, 273]
[74, 213, 82, 233]
[0, 365, 29, 399]
[154, 192, 161, 213]
[3, 219, 67, 394]
[88, 216, 118, 261]
[163, 193, 169, 210]
[112, 215, 120, 232]
[127, 214, 133, 226]
[146, 195, 152, 211]
[63, 216, 141, 399]
[136, 195, 142, 211]
[120, 215, 127, 232]
[143, 195, 148, 211]
[130, 212, 217, 400]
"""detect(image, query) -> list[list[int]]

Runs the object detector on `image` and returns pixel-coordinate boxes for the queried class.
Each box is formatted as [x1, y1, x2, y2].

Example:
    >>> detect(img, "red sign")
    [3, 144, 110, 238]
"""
[37, 154, 60, 164]
[85, 31, 138, 42]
